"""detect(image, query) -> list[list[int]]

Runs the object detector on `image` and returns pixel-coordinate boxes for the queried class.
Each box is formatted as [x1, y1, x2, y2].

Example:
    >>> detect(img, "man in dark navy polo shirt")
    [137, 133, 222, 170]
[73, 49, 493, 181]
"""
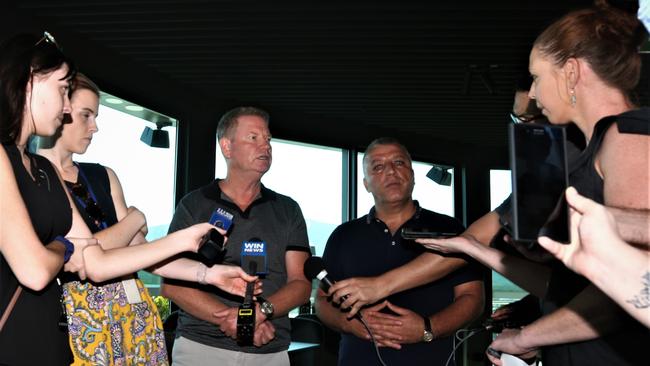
[316, 137, 484, 366]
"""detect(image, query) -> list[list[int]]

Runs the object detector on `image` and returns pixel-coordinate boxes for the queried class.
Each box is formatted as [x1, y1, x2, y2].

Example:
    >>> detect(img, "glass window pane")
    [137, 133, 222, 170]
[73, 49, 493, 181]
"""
[356, 153, 455, 218]
[490, 169, 512, 211]
[76, 103, 178, 295]
[489, 169, 527, 311]
[215, 139, 343, 257]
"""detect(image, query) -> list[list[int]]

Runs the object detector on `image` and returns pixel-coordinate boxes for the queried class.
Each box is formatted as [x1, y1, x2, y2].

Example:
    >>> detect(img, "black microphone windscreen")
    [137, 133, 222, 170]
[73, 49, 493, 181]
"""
[304, 256, 325, 280]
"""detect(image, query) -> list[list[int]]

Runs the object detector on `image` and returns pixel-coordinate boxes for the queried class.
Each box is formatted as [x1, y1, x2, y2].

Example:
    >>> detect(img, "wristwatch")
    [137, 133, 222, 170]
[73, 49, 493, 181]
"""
[55, 235, 75, 264]
[258, 297, 274, 319]
[422, 315, 434, 343]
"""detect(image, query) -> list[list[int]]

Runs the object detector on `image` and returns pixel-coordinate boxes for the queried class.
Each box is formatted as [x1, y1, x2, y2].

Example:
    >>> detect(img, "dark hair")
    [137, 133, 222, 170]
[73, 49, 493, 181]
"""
[216, 106, 270, 140]
[533, 1, 646, 99]
[72, 73, 100, 98]
[0, 33, 76, 144]
[362, 137, 412, 167]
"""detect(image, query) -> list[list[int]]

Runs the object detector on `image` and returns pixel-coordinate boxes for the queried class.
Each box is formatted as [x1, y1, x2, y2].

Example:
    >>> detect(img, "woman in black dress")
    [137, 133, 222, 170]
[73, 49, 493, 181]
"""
[0, 32, 95, 365]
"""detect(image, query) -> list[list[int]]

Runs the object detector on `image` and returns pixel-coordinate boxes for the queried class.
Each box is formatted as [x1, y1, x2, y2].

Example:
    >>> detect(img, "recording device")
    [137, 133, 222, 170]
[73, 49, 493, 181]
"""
[241, 238, 268, 275]
[509, 123, 570, 245]
[236, 262, 257, 346]
[486, 347, 502, 358]
[197, 208, 233, 263]
[482, 317, 526, 333]
[400, 227, 457, 240]
[198, 229, 225, 262]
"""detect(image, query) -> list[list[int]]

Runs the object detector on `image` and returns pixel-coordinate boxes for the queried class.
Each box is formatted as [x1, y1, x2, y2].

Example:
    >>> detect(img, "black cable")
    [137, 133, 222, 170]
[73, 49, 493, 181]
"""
[358, 315, 388, 366]
[444, 327, 485, 366]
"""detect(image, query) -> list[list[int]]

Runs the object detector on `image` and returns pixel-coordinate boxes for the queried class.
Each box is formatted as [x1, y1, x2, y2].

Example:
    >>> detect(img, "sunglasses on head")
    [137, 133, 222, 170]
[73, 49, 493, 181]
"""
[34, 31, 61, 50]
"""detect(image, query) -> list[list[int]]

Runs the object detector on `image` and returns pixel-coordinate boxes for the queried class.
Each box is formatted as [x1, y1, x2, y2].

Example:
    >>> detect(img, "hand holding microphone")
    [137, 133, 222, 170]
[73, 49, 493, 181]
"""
[304, 256, 361, 319]
[198, 208, 234, 263]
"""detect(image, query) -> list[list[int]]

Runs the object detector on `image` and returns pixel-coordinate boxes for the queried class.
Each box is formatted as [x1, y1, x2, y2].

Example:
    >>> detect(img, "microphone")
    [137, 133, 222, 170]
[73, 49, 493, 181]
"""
[197, 208, 233, 263]
[305, 258, 387, 364]
[241, 237, 268, 275]
[304, 256, 352, 305]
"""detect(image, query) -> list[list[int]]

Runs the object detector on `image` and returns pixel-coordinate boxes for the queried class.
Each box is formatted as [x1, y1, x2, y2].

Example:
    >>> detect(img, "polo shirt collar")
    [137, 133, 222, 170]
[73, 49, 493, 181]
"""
[365, 200, 422, 224]
[203, 178, 276, 214]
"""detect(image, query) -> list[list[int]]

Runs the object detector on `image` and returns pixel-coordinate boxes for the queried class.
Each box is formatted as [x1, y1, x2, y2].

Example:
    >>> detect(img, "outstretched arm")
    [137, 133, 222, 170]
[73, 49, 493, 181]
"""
[328, 210, 502, 317]
[488, 284, 630, 364]
[81, 222, 215, 282]
[152, 257, 258, 298]
[419, 234, 550, 298]
[329, 253, 466, 317]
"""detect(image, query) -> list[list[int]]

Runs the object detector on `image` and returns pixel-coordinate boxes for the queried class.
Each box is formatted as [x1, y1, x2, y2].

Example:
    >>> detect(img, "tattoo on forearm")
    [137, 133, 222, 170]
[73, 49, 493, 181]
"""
[626, 272, 650, 309]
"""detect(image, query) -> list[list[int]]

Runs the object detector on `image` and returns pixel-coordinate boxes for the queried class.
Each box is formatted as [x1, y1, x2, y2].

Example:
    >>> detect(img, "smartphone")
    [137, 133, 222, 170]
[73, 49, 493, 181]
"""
[401, 228, 457, 240]
[509, 123, 570, 244]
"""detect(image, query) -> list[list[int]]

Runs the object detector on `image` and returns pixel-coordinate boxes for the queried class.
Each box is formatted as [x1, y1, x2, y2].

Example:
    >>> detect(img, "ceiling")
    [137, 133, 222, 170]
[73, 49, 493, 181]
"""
[6, 0, 649, 159]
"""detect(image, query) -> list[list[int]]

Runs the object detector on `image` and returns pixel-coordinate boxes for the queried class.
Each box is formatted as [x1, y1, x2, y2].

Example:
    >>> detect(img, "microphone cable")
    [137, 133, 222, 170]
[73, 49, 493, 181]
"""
[444, 326, 486, 366]
[358, 314, 388, 366]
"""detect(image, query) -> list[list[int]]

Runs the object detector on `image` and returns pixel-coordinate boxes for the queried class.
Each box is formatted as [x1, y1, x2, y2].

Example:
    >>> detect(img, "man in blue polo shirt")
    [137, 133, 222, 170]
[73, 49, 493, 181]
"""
[316, 137, 484, 366]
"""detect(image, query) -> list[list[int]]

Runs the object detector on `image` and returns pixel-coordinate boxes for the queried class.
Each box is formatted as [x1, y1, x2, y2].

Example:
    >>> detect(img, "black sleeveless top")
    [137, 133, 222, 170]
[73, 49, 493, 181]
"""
[0, 144, 73, 365]
[542, 108, 650, 366]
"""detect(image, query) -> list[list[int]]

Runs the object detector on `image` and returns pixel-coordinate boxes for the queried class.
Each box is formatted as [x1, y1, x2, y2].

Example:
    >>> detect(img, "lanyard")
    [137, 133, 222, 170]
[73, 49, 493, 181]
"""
[70, 162, 108, 230]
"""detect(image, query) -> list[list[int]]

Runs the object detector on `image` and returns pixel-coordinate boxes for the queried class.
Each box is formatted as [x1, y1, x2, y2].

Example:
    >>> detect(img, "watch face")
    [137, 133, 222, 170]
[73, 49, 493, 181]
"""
[423, 330, 434, 343]
[261, 301, 274, 315]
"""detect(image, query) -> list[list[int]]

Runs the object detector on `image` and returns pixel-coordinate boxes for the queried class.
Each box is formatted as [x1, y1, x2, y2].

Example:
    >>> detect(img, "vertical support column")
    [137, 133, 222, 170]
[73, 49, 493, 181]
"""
[460, 159, 494, 366]
[342, 148, 357, 222]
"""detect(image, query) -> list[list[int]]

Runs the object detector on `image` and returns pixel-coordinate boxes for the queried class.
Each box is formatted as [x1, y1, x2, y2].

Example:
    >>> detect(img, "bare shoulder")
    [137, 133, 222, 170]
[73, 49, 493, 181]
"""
[597, 122, 650, 209]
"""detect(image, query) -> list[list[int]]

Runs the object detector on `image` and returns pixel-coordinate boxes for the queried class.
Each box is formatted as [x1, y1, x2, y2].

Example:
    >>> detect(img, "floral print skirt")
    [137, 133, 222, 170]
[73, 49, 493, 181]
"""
[63, 279, 168, 365]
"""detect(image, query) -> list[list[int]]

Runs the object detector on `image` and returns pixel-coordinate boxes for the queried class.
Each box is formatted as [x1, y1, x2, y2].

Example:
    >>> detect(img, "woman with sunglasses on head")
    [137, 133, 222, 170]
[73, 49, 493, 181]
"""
[37, 73, 261, 364]
[0, 32, 98, 365]
[419, 2, 649, 365]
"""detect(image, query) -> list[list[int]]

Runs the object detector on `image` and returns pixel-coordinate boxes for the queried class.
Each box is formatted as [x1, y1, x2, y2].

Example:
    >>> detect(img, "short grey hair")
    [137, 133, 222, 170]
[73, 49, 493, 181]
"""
[216, 106, 270, 140]
[362, 137, 412, 169]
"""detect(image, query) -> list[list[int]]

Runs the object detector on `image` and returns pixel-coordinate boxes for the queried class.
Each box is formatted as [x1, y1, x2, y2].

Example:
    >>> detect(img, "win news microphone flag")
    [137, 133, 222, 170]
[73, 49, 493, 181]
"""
[241, 238, 267, 275]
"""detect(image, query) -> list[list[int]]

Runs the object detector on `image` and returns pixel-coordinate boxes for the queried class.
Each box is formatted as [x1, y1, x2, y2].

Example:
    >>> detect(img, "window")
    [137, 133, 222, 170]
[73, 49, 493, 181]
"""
[76, 95, 178, 295]
[356, 153, 455, 218]
[490, 169, 527, 311]
[215, 139, 344, 256]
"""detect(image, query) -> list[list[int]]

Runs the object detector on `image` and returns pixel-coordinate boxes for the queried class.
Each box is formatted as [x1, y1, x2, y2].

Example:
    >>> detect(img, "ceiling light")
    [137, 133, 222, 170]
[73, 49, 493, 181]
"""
[105, 98, 123, 104]
[125, 105, 144, 111]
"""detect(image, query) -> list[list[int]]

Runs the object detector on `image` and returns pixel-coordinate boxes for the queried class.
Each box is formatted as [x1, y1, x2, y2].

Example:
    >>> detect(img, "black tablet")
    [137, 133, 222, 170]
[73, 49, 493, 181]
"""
[509, 123, 570, 244]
